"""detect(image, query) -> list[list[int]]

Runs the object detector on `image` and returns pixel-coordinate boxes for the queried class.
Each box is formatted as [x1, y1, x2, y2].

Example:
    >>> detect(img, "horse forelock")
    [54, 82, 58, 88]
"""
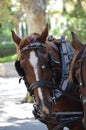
[28, 33, 40, 43]
[19, 37, 30, 49]
[18, 33, 41, 49]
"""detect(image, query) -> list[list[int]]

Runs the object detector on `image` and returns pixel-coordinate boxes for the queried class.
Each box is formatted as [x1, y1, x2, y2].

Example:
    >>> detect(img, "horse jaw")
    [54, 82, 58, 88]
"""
[71, 32, 83, 51]
[11, 30, 21, 45]
[37, 24, 48, 43]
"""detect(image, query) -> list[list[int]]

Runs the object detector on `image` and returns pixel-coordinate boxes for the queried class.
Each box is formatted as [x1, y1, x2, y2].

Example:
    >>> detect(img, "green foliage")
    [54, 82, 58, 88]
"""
[0, 54, 17, 63]
[0, 0, 21, 43]
[0, 44, 16, 58]
[50, 14, 86, 43]
[0, 23, 13, 42]
[0, 0, 86, 47]
[48, 0, 86, 43]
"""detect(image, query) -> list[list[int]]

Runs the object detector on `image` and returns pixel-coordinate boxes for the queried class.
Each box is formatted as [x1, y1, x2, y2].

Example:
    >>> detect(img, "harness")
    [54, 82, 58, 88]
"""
[59, 37, 74, 89]
[52, 111, 83, 130]
[54, 36, 75, 99]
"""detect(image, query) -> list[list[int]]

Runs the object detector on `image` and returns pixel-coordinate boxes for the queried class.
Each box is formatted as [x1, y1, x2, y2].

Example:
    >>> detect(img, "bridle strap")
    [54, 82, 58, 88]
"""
[19, 42, 46, 54]
[37, 49, 46, 70]
[29, 80, 53, 96]
[19, 42, 48, 70]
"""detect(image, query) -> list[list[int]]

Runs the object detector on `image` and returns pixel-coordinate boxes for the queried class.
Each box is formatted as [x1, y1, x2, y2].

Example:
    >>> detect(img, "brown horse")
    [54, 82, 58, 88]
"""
[11, 24, 84, 130]
[69, 32, 86, 129]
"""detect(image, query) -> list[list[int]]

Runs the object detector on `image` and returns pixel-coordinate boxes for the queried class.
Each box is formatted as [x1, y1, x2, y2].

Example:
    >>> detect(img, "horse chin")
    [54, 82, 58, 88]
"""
[38, 109, 52, 120]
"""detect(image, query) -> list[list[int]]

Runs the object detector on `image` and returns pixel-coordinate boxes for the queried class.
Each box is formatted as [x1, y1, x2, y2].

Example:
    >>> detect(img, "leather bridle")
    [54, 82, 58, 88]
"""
[19, 42, 60, 99]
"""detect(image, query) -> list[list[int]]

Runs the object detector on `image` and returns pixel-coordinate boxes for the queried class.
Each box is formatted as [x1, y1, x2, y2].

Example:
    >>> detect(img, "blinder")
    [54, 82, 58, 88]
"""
[15, 60, 25, 77]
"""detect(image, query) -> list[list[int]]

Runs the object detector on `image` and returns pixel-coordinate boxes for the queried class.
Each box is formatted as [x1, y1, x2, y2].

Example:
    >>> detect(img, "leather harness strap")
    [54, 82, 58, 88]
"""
[59, 38, 74, 92]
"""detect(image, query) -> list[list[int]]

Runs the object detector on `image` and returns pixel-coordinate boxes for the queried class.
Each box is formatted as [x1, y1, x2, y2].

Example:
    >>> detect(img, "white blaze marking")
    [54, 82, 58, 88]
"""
[29, 51, 44, 104]
[29, 51, 39, 80]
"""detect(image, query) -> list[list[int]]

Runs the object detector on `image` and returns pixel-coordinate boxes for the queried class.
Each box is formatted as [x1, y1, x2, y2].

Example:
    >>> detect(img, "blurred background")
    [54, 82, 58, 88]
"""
[0, 0, 86, 65]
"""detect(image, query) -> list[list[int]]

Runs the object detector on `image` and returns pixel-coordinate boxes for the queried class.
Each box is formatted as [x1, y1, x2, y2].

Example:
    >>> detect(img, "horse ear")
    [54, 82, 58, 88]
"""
[38, 24, 48, 43]
[71, 32, 83, 51]
[11, 30, 21, 45]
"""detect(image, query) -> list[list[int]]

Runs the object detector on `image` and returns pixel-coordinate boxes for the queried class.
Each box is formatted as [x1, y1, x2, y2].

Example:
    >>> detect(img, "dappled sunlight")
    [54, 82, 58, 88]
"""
[64, 1, 75, 13]
[46, 0, 63, 13]
[81, 0, 86, 12]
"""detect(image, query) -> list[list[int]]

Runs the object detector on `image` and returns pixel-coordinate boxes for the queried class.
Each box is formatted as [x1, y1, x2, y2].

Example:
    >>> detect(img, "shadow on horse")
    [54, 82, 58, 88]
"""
[69, 32, 86, 129]
[11, 24, 84, 130]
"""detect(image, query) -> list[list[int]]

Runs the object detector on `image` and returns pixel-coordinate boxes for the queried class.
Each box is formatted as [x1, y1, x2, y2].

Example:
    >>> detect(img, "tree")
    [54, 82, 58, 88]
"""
[47, 0, 86, 42]
[0, 0, 86, 41]
[0, 0, 23, 41]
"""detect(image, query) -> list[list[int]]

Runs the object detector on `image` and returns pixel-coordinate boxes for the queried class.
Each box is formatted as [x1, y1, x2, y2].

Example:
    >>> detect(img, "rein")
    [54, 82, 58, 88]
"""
[37, 111, 83, 130]
[52, 111, 83, 130]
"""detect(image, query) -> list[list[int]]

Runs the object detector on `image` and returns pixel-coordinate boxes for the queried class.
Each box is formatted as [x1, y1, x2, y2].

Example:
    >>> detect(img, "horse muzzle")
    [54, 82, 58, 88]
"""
[33, 103, 52, 119]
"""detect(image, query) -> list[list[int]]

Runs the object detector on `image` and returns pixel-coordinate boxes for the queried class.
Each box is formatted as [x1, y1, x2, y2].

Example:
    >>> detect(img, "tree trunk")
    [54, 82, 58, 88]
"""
[20, 0, 47, 33]
[26, 12, 46, 34]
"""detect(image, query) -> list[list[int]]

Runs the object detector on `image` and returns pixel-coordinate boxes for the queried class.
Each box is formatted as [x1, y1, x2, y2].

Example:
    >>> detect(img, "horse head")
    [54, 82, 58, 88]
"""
[69, 32, 86, 127]
[11, 24, 61, 119]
